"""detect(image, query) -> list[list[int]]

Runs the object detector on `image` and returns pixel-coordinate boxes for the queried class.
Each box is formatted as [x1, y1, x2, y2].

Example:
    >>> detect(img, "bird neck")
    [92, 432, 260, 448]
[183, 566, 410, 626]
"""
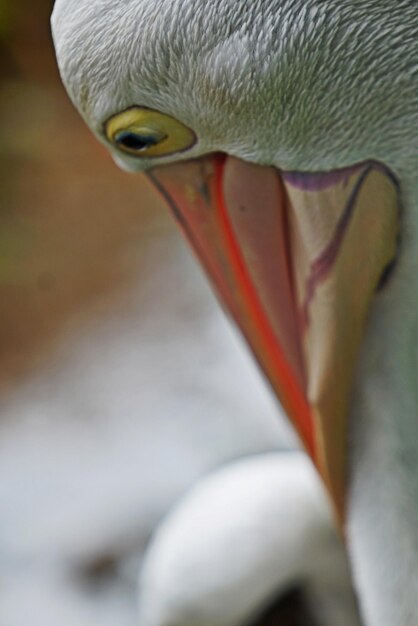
[347, 178, 418, 626]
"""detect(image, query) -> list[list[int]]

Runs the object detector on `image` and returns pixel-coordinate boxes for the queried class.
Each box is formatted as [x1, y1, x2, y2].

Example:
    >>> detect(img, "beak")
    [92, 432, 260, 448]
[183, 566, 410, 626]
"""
[148, 154, 399, 522]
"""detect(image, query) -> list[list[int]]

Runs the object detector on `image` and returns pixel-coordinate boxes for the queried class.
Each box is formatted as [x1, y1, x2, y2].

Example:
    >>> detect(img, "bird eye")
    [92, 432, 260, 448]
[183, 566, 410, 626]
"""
[105, 107, 196, 158]
[114, 130, 166, 152]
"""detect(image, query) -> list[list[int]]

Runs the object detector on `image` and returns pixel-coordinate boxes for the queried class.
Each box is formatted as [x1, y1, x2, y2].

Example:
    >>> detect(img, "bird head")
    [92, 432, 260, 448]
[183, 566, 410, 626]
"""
[51, 0, 416, 521]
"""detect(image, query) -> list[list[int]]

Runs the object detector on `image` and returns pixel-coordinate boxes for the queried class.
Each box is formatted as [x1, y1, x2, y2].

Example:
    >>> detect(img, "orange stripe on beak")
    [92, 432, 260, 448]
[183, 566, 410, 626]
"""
[214, 158, 314, 457]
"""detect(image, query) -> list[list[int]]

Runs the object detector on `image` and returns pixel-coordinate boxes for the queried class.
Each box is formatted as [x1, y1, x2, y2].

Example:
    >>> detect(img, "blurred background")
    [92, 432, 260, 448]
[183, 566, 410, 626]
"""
[0, 2, 301, 624]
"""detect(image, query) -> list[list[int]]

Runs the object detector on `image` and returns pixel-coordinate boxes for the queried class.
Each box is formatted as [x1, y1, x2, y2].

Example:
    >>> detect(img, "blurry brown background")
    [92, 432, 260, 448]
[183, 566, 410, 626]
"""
[0, 0, 165, 389]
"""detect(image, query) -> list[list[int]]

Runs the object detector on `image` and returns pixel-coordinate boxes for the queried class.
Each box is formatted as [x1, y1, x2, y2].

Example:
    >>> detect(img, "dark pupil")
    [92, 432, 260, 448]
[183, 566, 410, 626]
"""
[115, 131, 160, 151]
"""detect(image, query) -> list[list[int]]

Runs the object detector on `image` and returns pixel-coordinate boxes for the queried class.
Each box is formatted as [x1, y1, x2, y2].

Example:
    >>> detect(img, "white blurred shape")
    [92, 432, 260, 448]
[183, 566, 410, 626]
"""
[138, 453, 360, 626]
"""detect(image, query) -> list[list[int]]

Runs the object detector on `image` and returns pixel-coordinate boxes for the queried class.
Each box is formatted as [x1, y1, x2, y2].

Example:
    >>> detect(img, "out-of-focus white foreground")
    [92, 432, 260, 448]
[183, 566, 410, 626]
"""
[139, 454, 361, 626]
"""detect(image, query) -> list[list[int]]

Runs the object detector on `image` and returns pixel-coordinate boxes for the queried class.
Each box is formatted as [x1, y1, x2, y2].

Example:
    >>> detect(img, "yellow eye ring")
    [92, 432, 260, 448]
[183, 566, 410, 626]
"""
[105, 107, 196, 158]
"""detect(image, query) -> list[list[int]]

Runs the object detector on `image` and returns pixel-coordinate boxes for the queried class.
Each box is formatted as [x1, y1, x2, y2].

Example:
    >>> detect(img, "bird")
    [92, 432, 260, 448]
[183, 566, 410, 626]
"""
[51, 1, 418, 625]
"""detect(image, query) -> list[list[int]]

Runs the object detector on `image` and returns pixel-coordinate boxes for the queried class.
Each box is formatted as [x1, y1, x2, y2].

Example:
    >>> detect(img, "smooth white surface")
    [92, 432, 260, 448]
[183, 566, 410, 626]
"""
[139, 454, 360, 626]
